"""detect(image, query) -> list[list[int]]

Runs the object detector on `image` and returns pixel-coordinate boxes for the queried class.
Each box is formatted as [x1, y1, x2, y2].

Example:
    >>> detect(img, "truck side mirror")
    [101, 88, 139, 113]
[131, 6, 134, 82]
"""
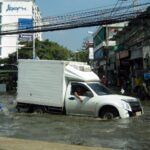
[85, 91, 93, 97]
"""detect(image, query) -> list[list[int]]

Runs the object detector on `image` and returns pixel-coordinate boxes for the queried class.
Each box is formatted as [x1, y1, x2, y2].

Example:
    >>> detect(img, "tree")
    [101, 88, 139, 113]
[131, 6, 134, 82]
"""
[36, 39, 71, 60]
[7, 39, 72, 63]
[72, 50, 88, 62]
[3, 39, 88, 64]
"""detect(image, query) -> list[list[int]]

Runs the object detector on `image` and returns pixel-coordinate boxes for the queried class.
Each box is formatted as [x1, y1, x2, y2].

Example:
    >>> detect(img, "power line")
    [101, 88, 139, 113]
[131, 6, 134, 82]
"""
[0, 2, 150, 36]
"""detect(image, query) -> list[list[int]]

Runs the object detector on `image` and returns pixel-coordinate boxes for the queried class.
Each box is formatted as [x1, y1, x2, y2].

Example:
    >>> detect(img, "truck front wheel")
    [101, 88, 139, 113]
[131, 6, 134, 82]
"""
[99, 106, 119, 120]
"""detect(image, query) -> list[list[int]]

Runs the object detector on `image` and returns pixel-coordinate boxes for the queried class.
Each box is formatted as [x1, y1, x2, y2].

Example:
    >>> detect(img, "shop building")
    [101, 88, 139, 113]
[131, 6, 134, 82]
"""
[114, 7, 150, 88]
[0, 0, 42, 58]
[92, 23, 128, 85]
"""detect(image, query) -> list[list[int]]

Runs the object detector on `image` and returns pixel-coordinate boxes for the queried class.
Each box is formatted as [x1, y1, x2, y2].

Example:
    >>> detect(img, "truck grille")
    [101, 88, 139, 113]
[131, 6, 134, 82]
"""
[128, 101, 142, 116]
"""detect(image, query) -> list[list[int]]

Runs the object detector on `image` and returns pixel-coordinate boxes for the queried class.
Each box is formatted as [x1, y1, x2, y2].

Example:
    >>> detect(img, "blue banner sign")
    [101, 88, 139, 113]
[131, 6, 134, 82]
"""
[144, 73, 150, 80]
[18, 18, 33, 30]
[18, 18, 33, 42]
[94, 49, 103, 60]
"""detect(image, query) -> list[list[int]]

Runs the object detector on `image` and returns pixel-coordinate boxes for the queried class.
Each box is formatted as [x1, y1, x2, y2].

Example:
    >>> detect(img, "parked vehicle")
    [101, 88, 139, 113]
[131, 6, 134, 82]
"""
[16, 59, 143, 119]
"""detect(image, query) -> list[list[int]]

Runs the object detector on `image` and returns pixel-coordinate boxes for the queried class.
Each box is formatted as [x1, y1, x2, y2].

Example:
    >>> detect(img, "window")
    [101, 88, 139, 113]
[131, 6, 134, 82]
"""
[71, 83, 92, 96]
[88, 83, 112, 95]
[0, 36, 1, 45]
[0, 3, 2, 13]
[0, 47, 1, 56]
[0, 16, 1, 24]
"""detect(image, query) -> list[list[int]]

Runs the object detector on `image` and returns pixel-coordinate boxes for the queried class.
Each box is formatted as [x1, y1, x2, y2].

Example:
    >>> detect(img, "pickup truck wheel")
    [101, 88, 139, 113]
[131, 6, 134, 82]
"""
[100, 108, 119, 120]
[34, 109, 43, 114]
[33, 106, 46, 114]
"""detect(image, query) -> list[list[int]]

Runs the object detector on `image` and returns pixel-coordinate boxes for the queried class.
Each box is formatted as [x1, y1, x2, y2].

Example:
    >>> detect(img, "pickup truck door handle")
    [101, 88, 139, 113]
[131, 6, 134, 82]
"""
[69, 97, 75, 100]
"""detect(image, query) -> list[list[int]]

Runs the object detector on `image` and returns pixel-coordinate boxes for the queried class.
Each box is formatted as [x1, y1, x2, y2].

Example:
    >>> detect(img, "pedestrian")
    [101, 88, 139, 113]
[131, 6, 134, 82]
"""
[134, 75, 142, 93]
[101, 75, 108, 86]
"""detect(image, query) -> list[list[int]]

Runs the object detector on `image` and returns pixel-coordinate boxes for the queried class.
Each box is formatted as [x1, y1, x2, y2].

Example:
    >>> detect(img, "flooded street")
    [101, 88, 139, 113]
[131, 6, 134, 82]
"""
[0, 93, 150, 150]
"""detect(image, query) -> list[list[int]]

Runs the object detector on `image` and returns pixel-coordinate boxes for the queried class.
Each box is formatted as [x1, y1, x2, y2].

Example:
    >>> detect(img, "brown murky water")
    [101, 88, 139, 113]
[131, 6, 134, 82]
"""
[0, 93, 150, 150]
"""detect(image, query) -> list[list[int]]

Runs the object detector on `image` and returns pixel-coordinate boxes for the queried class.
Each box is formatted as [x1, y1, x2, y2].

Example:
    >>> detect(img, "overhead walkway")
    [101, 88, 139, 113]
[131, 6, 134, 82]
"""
[0, 137, 116, 150]
[0, 2, 150, 35]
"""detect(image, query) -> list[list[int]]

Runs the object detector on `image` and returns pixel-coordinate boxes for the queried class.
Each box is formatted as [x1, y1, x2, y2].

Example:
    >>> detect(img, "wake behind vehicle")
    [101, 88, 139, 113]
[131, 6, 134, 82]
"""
[16, 59, 143, 119]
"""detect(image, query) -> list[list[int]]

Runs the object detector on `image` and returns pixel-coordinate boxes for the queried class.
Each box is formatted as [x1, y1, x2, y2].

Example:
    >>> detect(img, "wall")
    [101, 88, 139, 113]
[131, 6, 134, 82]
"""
[0, 0, 41, 58]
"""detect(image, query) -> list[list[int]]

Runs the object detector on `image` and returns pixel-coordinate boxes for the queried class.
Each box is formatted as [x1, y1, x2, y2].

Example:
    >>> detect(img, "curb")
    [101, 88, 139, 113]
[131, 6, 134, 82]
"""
[0, 137, 116, 150]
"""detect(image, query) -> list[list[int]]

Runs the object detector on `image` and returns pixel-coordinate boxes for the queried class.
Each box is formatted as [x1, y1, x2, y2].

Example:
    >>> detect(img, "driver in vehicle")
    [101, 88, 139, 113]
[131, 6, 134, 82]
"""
[74, 87, 83, 102]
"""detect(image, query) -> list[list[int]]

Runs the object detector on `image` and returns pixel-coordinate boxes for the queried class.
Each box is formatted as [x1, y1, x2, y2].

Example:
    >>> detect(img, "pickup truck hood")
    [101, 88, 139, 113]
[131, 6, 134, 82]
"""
[99, 94, 138, 102]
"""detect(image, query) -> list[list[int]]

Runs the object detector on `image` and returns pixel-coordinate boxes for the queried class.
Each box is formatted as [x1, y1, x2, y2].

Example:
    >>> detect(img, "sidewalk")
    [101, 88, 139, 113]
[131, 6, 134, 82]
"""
[0, 137, 116, 150]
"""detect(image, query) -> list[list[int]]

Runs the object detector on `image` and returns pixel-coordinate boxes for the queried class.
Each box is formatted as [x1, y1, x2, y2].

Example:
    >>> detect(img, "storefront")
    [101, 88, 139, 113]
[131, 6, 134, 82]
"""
[116, 50, 130, 87]
[143, 46, 150, 70]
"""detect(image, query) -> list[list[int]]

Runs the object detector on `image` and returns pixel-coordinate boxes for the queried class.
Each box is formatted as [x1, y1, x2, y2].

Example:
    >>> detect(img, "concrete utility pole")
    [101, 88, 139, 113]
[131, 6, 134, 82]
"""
[33, 33, 35, 59]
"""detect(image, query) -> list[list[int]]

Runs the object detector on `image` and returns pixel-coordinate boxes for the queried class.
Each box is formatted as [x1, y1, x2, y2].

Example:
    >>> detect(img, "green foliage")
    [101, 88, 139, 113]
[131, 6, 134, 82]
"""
[0, 58, 9, 64]
[36, 39, 70, 60]
[15, 39, 71, 61]
[1, 39, 88, 64]
[72, 50, 88, 62]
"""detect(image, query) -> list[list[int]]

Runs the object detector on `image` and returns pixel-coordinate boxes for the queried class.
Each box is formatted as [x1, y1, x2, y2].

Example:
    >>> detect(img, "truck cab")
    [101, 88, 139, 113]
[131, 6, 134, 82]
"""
[65, 81, 143, 119]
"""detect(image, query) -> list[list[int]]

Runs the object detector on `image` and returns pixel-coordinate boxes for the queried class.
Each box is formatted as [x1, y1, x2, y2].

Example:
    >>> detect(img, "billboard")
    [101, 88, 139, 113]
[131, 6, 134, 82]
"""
[18, 34, 33, 42]
[4, 2, 32, 16]
[18, 18, 33, 30]
[18, 18, 33, 42]
[89, 47, 94, 60]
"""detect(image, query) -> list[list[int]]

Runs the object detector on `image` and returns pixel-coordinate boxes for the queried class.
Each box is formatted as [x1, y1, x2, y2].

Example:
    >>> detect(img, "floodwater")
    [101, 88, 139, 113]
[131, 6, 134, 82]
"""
[0, 93, 150, 150]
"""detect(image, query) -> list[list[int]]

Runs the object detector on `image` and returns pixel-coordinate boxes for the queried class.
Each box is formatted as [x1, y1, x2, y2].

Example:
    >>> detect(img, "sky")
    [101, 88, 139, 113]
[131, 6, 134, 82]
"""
[35, 0, 126, 51]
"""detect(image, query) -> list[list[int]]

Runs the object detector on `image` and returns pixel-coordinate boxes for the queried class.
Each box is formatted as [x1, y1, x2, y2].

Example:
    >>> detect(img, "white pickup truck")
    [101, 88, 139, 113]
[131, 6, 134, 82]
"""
[16, 59, 143, 119]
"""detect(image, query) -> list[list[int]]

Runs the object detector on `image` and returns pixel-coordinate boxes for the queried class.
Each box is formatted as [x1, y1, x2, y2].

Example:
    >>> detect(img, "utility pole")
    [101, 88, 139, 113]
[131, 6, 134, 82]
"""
[33, 33, 35, 59]
[16, 35, 19, 61]
[105, 25, 109, 78]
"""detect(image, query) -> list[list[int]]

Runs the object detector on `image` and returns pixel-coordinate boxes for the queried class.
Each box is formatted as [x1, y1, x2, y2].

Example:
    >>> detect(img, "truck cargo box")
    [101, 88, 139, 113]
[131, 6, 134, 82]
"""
[17, 60, 66, 107]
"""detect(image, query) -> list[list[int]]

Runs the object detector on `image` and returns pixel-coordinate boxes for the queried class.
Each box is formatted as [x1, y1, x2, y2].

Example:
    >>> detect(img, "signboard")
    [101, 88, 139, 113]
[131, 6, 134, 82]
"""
[116, 50, 129, 59]
[18, 18, 33, 30]
[18, 18, 33, 42]
[6, 4, 26, 12]
[94, 49, 103, 60]
[19, 34, 33, 42]
[108, 27, 122, 39]
[119, 50, 129, 59]
[144, 73, 150, 80]
[4, 2, 32, 16]
[89, 47, 94, 60]
[130, 48, 142, 59]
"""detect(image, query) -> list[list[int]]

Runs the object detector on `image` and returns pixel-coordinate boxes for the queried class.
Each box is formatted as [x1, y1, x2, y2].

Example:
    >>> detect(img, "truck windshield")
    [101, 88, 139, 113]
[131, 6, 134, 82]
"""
[87, 83, 113, 95]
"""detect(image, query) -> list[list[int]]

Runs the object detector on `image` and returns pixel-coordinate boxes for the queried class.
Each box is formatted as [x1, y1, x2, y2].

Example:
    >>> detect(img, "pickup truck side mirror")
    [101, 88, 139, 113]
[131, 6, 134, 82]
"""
[84, 91, 93, 98]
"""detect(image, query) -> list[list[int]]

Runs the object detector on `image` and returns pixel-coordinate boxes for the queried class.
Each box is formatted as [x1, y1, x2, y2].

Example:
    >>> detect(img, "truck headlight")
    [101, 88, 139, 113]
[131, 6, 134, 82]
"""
[121, 100, 132, 111]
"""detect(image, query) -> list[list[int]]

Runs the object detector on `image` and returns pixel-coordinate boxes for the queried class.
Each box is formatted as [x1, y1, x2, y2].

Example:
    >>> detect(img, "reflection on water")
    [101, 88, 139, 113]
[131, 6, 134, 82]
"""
[0, 93, 150, 150]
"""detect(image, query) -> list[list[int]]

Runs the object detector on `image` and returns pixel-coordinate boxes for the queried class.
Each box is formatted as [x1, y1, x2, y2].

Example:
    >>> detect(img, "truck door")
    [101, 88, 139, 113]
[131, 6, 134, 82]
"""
[65, 82, 96, 116]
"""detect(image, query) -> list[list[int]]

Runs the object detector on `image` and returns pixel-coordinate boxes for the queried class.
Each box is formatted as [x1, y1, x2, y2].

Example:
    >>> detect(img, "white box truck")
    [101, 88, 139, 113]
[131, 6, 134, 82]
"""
[16, 59, 143, 119]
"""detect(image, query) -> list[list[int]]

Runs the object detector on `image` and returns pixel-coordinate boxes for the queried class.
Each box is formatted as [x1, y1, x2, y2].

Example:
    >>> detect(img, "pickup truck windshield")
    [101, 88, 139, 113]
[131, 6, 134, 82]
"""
[88, 83, 113, 95]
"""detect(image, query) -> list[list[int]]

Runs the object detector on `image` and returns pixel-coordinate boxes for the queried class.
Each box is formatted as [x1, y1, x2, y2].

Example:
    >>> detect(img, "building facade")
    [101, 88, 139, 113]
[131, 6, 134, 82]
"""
[114, 8, 150, 89]
[92, 7, 150, 90]
[92, 23, 128, 85]
[0, 0, 42, 58]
